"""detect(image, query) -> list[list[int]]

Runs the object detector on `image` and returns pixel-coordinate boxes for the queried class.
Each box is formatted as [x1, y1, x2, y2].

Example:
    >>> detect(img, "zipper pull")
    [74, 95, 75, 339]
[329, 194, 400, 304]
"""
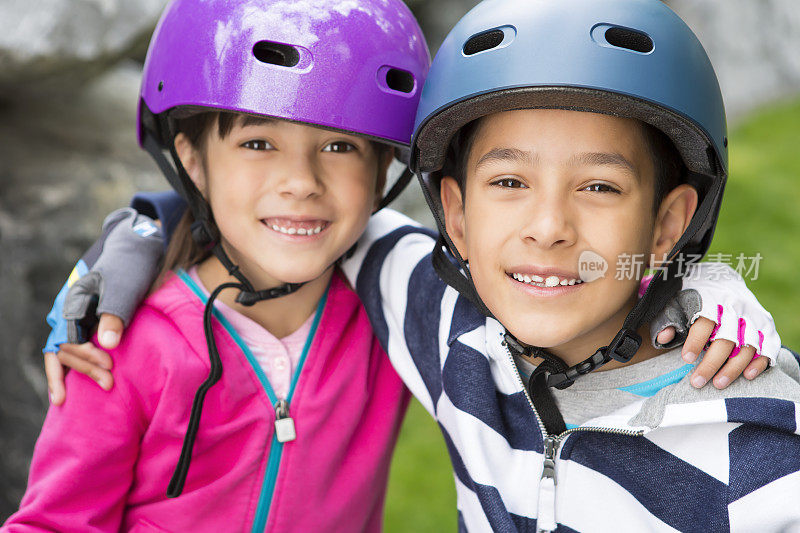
[537, 436, 558, 533]
[273, 399, 296, 443]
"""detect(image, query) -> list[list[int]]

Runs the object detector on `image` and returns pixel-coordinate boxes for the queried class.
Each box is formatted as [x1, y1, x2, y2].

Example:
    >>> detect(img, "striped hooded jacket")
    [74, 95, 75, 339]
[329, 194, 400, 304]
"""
[341, 209, 800, 533]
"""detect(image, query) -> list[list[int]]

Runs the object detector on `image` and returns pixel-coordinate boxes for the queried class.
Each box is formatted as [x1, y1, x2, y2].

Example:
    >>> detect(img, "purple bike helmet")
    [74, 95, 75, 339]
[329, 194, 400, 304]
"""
[135, 0, 429, 499]
[139, 0, 429, 149]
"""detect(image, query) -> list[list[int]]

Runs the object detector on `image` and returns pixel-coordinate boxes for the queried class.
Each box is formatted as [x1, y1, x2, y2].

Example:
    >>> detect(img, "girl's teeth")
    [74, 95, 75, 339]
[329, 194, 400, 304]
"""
[531, 274, 543, 283]
[560, 279, 569, 286]
[270, 224, 324, 235]
[545, 276, 560, 287]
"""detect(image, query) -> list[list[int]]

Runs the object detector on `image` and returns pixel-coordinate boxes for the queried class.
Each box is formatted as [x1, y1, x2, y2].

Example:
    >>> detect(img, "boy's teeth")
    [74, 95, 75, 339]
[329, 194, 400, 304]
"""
[511, 272, 584, 287]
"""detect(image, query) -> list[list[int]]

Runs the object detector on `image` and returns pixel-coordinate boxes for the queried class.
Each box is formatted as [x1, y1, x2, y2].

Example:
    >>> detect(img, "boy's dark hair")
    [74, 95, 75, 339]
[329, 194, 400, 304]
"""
[443, 114, 686, 213]
[152, 110, 390, 291]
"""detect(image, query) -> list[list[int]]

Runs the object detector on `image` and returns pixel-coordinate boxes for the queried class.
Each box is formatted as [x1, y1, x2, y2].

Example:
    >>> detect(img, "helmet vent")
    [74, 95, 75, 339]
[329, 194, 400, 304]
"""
[463, 29, 505, 56]
[385, 68, 415, 93]
[253, 41, 300, 68]
[604, 27, 654, 54]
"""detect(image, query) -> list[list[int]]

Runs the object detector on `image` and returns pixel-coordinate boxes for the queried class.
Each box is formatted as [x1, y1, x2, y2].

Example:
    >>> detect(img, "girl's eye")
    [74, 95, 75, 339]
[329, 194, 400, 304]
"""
[242, 140, 273, 151]
[583, 183, 621, 194]
[492, 178, 526, 189]
[322, 141, 356, 153]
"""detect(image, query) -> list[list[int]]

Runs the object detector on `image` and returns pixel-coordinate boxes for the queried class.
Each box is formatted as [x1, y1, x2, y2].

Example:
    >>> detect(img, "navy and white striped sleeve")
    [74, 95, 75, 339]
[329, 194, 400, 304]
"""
[340, 209, 445, 415]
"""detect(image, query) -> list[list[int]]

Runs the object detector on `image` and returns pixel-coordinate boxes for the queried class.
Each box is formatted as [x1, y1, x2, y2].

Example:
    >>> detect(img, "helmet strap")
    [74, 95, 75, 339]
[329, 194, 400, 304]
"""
[430, 236, 492, 317]
[377, 166, 415, 210]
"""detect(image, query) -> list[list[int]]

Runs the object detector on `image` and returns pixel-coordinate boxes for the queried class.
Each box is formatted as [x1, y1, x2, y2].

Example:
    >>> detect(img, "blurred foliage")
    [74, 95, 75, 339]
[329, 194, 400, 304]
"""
[706, 96, 800, 350]
[385, 400, 456, 532]
[381, 96, 800, 531]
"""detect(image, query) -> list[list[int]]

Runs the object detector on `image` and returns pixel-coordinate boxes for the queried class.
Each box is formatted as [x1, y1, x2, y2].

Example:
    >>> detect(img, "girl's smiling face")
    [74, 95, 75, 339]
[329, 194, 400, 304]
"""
[440, 109, 696, 362]
[176, 116, 389, 288]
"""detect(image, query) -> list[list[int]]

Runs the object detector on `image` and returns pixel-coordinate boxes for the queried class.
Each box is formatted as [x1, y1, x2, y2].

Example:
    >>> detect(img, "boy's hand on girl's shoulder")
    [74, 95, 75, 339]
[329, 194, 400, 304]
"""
[45, 313, 124, 405]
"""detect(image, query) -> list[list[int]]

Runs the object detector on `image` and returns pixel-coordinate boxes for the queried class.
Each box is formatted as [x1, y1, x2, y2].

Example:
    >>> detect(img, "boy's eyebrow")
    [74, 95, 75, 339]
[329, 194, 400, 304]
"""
[570, 152, 637, 174]
[474, 147, 536, 170]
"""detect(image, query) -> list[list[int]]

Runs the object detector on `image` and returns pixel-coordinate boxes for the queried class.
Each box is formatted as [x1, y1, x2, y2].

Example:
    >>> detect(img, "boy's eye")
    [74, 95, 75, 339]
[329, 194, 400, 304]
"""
[322, 141, 356, 153]
[583, 183, 621, 194]
[242, 140, 273, 151]
[492, 177, 526, 189]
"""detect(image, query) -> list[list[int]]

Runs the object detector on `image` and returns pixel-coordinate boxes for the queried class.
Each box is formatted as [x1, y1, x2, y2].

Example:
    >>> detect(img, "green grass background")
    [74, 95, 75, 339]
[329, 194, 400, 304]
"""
[381, 96, 800, 531]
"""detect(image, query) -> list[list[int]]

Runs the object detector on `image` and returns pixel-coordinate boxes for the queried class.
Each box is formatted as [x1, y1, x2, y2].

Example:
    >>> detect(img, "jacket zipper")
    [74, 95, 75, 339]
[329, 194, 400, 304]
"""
[501, 341, 644, 533]
[247, 290, 327, 532]
[179, 270, 327, 533]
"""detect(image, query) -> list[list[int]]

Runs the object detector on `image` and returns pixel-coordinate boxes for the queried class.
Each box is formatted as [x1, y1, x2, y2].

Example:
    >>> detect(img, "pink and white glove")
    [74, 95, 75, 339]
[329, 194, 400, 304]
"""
[657, 262, 780, 365]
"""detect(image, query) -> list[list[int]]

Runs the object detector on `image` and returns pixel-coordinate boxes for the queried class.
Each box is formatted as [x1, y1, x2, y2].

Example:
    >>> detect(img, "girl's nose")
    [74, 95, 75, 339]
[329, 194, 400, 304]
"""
[519, 192, 577, 249]
[277, 158, 325, 199]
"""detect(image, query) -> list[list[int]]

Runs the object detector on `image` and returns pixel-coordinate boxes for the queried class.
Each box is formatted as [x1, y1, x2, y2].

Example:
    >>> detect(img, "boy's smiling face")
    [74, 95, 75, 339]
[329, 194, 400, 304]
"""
[441, 109, 696, 362]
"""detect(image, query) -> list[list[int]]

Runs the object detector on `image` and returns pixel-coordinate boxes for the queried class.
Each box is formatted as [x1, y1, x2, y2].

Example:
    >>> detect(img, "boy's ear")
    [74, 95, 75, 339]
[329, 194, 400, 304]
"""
[440, 176, 468, 261]
[174, 133, 207, 197]
[651, 184, 699, 261]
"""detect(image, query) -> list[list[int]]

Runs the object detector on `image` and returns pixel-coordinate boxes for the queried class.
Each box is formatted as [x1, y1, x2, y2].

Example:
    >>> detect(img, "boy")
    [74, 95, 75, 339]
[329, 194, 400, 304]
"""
[341, 0, 800, 530]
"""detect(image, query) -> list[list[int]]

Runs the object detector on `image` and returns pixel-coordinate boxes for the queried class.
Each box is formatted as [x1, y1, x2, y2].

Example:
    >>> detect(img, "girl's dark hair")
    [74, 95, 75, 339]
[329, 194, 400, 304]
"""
[151, 111, 390, 291]
[442, 115, 687, 213]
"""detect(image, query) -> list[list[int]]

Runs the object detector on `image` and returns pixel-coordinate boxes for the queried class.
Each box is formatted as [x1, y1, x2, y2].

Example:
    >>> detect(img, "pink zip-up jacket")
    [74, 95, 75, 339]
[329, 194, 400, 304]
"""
[4, 270, 410, 532]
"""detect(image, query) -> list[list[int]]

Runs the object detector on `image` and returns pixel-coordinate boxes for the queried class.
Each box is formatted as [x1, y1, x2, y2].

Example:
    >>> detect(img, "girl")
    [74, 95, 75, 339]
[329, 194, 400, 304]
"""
[4, 0, 429, 531]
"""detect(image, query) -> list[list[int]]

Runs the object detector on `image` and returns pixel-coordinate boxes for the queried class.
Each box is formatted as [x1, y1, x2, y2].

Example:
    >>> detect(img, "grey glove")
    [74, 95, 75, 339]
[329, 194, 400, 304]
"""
[63, 208, 165, 343]
[649, 289, 702, 349]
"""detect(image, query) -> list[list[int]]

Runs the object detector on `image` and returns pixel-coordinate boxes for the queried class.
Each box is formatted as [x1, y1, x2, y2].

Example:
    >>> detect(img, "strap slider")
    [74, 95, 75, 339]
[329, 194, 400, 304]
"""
[607, 328, 642, 363]
[190, 219, 218, 251]
[503, 332, 527, 356]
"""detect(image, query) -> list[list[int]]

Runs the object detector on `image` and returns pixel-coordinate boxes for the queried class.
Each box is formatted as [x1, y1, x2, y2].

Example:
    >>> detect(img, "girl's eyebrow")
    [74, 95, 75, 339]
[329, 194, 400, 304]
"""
[239, 116, 277, 128]
[569, 152, 636, 175]
[474, 147, 536, 170]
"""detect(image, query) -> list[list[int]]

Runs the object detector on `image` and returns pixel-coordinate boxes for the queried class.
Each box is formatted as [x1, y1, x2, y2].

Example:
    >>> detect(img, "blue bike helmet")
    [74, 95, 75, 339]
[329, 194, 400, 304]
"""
[411, 0, 728, 398]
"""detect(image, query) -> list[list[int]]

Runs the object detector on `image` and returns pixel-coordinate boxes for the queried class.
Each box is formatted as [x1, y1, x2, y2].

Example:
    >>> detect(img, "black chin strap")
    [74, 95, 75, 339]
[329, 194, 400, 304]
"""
[377, 167, 414, 210]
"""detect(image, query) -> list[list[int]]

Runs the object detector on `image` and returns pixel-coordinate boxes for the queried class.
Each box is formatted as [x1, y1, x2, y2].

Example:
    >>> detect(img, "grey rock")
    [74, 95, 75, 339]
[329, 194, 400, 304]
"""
[0, 0, 167, 90]
[0, 62, 163, 519]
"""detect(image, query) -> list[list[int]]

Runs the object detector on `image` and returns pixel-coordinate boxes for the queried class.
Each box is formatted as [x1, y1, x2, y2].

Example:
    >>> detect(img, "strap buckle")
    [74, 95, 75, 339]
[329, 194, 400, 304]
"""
[235, 283, 304, 306]
[546, 348, 608, 389]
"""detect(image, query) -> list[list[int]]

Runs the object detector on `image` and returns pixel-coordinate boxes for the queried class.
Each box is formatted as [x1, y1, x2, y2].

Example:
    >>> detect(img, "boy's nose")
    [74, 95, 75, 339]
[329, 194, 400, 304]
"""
[519, 195, 576, 249]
